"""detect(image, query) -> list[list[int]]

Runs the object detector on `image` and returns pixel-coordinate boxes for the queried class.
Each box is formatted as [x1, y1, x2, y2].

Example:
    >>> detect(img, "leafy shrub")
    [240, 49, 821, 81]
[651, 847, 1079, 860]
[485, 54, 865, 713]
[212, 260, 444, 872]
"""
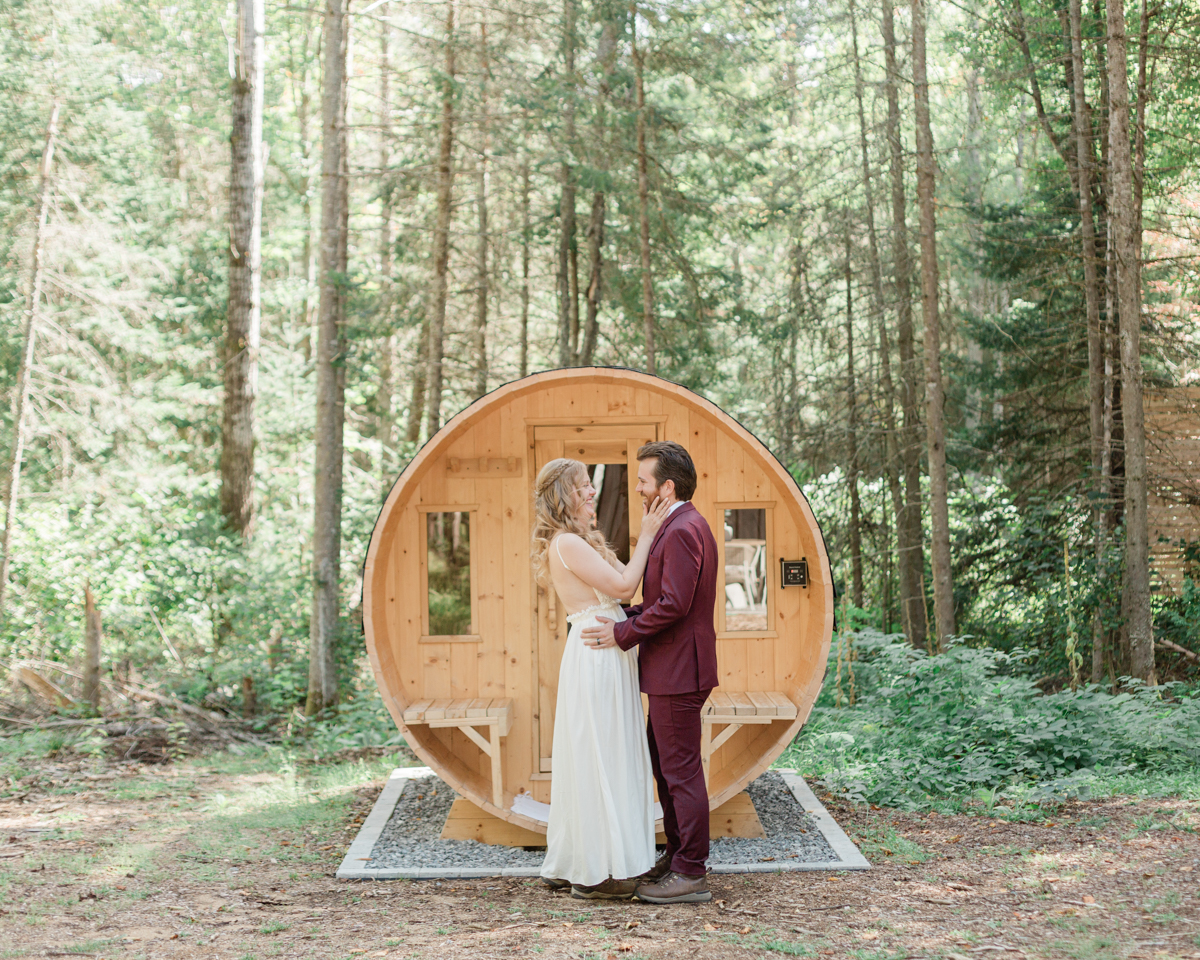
[780, 631, 1200, 807]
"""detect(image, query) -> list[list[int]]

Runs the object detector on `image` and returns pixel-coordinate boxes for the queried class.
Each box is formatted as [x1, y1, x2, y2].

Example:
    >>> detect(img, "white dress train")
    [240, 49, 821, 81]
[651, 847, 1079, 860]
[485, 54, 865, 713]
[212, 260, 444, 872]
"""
[539, 548, 656, 886]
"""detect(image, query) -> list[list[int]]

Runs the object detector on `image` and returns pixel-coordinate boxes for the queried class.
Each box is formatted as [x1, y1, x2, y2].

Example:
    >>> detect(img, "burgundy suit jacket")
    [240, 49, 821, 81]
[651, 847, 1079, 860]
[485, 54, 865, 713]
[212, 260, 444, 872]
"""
[613, 501, 720, 695]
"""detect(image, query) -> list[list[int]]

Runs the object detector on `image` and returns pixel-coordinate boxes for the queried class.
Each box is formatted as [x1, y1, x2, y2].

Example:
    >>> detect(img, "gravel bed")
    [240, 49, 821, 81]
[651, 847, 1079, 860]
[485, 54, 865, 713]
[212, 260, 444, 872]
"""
[710, 771, 837, 864]
[366, 770, 839, 870]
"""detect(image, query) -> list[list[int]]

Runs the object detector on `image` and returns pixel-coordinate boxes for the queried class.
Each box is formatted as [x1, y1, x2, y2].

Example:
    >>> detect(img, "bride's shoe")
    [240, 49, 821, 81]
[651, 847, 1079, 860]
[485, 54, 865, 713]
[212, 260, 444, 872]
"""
[570, 877, 639, 900]
[541, 877, 570, 890]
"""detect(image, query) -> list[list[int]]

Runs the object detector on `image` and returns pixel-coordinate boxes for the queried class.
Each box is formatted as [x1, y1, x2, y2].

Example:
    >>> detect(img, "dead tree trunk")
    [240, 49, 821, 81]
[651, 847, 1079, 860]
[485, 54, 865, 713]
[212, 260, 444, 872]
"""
[844, 221, 865, 609]
[83, 583, 102, 714]
[912, 0, 955, 648]
[473, 21, 490, 398]
[0, 103, 59, 622]
[220, 0, 265, 538]
[1106, 0, 1154, 683]
[632, 5, 656, 375]
[881, 0, 927, 650]
[425, 0, 456, 436]
[307, 0, 351, 716]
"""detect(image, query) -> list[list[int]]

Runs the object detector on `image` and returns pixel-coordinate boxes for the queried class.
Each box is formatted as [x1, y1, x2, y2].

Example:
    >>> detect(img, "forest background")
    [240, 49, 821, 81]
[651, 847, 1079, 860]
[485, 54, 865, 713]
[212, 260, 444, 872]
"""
[2, 0, 1200, 804]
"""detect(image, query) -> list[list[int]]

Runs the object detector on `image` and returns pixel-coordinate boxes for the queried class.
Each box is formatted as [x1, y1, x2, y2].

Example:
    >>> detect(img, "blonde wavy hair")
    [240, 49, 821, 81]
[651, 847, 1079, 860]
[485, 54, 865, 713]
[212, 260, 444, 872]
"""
[531, 458, 620, 585]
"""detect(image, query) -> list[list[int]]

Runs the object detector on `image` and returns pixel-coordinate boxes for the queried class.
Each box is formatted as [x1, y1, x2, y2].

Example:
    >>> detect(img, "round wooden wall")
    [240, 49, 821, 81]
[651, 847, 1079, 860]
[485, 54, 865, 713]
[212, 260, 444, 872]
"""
[363, 368, 833, 834]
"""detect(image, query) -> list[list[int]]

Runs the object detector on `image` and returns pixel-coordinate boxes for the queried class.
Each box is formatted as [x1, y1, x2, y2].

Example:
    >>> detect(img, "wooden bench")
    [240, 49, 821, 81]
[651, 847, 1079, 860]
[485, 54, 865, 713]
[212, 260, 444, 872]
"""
[401, 698, 514, 807]
[701, 692, 797, 781]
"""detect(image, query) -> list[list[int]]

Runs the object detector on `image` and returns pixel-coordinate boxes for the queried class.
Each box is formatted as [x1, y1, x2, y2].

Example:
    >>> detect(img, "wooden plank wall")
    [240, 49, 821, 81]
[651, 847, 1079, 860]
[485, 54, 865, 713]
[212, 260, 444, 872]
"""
[1146, 388, 1200, 595]
[370, 372, 830, 815]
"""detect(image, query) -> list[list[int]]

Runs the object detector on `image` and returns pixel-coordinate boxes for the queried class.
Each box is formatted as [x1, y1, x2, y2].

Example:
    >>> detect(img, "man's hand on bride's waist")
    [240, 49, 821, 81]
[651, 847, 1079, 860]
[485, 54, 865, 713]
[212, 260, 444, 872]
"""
[581, 616, 618, 650]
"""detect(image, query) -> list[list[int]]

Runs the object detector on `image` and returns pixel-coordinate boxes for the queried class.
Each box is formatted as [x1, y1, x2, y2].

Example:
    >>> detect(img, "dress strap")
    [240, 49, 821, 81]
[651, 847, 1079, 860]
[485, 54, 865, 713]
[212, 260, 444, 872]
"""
[554, 536, 572, 572]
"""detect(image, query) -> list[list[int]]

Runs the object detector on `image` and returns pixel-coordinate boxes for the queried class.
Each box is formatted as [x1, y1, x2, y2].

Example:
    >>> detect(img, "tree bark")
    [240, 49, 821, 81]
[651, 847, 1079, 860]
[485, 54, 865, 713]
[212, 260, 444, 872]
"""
[426, 0, 456, 437]
[0, 103, 59, 622]
[221, 0, 265, 538]
[844, 221, 864, 609]
[581, 19, 616, 367]
[405, 321, 427, 443]
[520, 110, 531, 378]
[851, 0, 905, 623]
[632, 5, 656, 376]
[1067, 0, 1108, 683]
[912, 0, 954, 648]
[377, 16, 394, 486]
[83, 583, 102, 714]
[557, 0, 579, 366]
[307, 0, 351, 716]
[473, 20, 490, 398]
[1106, 0, 1154, 683]
[881, 0, 927, 650]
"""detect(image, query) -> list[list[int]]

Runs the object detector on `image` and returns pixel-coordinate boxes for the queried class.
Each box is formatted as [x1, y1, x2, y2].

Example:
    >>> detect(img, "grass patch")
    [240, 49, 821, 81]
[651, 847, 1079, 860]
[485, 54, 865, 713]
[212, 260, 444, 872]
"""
[846, 824, 932, 863]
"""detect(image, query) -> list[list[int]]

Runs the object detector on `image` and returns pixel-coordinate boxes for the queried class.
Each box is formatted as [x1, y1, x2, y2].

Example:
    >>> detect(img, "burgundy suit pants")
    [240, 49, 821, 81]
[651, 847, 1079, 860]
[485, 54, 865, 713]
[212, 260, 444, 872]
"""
[646, 688, 712, 877]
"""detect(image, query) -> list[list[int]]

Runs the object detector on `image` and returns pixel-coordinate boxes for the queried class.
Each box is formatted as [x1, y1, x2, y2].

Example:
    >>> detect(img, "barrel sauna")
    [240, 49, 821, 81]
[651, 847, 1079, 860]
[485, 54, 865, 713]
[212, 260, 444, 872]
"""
[363, 368, 833, 835]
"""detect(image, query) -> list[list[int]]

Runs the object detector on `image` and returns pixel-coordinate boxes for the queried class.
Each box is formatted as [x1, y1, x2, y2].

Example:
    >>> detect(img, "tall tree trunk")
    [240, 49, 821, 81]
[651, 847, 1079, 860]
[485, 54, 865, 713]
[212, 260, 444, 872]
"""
[520, 110, 531, 378]
[632, 5, 656, 375]
[473, 21, 490, 397]
[1068, 0, 1108, 682]
[0, 103, 59, 622]
[221, 0, 265, 538]
[851, 0, 905, 621]
[426, 0, 456, 436]
[405, 322, 427, 443]
[581, 19, 617, 367]
[377, 17, 395, 488]
[83, 583, 102, 714]
[844, 221, 864, 609]
[1106, 0, 1154, 683]
[881, 0, 927, 651]
[557, 0, 579, 366]
[912, 0, 954, 649]
[307, 0, 351, 716]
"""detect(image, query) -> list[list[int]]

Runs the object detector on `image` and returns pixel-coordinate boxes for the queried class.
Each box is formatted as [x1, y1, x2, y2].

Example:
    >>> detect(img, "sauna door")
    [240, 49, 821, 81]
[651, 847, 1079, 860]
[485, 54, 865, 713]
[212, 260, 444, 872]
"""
[532, 422, 661, 772]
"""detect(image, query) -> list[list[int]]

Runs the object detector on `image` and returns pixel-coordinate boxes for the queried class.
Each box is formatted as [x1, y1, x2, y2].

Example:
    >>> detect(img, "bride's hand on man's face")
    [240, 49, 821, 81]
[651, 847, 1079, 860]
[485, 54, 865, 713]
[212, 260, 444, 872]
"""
[639, 496, 671, 538]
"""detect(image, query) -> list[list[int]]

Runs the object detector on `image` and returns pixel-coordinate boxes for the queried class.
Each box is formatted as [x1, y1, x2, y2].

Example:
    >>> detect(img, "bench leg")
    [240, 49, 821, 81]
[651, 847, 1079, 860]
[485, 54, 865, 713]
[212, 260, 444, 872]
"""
[701, 723, 713, 786]
[489, 722, 503, 808]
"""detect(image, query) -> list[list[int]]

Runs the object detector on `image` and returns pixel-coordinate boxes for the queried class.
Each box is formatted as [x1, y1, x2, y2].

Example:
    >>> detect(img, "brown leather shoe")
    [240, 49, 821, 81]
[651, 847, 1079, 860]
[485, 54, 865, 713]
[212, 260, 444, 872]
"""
[635, 870, 711, 904]
[541, 877, 570, 890]
[638, 852, 672, 883]
[570, 877, 639, 900]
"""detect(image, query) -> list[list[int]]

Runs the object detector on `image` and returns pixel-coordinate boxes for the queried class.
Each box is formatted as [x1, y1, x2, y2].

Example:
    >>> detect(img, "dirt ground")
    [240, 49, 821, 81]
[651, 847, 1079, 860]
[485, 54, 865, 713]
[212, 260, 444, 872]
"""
[1, 751, 1198, 960]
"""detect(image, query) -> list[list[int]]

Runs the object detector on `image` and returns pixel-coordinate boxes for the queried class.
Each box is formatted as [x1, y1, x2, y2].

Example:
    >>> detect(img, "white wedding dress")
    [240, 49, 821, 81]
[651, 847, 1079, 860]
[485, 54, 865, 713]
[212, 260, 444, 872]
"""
[539, 539, 656, 886]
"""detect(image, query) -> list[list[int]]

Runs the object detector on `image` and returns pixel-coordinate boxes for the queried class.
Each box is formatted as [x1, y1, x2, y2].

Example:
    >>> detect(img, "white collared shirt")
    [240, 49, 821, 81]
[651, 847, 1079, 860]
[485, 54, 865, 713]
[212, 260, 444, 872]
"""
[667, 499, 685, 516]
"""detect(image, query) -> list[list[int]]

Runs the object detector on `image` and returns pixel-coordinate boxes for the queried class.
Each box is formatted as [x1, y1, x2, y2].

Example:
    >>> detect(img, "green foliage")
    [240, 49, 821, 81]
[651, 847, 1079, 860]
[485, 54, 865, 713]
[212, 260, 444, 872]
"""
[781, 632, 1200, 808]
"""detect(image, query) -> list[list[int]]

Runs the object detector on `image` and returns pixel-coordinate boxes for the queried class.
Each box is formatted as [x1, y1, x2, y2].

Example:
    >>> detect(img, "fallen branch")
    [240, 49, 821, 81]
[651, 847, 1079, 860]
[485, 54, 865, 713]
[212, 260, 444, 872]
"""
[1156, 639, 1199, 661]
[11, 664, 75, 707]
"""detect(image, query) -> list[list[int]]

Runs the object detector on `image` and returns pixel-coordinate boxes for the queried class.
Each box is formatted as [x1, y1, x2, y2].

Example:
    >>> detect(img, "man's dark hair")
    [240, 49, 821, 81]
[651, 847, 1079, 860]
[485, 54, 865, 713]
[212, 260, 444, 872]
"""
[636, 440, 697, 501]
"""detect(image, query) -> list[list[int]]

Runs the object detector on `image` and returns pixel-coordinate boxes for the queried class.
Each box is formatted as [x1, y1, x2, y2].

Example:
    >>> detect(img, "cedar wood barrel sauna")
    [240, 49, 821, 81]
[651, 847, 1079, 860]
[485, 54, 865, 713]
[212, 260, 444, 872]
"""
[363, 368, 834, 838]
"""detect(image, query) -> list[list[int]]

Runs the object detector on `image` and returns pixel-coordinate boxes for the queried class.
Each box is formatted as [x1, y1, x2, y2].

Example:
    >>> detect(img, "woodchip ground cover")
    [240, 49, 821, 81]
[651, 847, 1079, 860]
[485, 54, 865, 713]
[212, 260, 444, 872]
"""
[0, 749, 1196, 960]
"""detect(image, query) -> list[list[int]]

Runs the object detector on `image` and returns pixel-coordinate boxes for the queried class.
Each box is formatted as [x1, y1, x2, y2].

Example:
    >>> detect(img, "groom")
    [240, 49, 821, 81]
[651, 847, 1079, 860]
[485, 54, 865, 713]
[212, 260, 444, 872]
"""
[582, 440, 719, 904]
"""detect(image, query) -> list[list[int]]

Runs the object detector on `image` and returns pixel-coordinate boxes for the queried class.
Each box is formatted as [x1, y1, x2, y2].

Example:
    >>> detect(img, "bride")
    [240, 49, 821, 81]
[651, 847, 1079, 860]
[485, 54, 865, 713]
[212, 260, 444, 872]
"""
[532, 458, 670, 899]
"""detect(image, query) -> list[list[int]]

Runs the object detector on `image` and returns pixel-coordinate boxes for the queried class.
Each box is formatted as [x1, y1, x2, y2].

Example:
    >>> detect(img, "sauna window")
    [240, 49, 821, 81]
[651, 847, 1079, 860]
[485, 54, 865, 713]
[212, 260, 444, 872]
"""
[426, 511, 472, 636]
[589, 463, 630, 563]
[723, 508, 767, 632]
